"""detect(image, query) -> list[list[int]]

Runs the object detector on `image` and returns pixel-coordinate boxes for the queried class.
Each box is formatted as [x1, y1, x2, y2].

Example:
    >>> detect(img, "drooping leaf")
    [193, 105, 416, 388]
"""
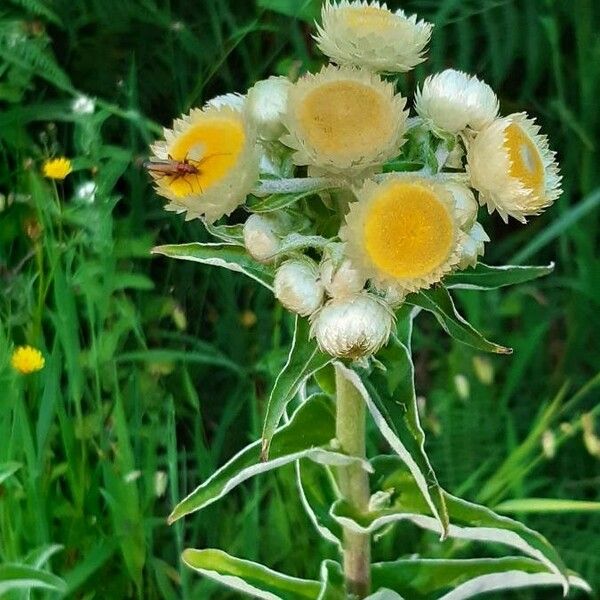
[261, 317, 332, 460]
[370, 556, 590, 600]
[182, 549, 320, 599]
[335, 311, 449, 536]
[0, 564, 67, 595]
[331, 456, 570, 591]
[151, 243, 274, 290]
[444, 263, 555, 290]
[407, 286, 512, 354]
[169, 394, 369, 523]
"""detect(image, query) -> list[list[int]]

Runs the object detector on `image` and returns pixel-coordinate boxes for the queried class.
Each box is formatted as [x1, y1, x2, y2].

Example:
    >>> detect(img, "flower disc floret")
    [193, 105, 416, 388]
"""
[282, 65, 407, 177]
[315, 0, 433, 73]
[149, 106, 259, 223]
[415, 69, 499, 133]
[11, 345, 45, 374]
[467, 112, 561, 222]
[340, 176, 461, 293]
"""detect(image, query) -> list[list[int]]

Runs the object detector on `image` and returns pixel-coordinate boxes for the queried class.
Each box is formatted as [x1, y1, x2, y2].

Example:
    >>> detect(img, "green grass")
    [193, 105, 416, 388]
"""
[0, 0, 599, 598]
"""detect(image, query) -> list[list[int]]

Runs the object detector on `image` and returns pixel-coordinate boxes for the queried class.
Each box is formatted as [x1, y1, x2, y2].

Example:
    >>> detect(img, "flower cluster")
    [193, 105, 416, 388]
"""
[148, 0, 561, 360]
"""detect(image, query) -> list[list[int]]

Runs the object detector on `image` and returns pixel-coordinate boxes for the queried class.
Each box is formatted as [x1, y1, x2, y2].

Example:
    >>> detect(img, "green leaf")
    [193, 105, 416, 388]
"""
[169, 394, 369, 523]
[332, 456, 570, 591]
[444, 263, 555, 290]
[151, 243, 274, 290]
[0, 564, 67, 595]
[204, 221, 245, 244]
[182, 548, 320, 599]
[260, 317, 332, 460]
[317, 561, 345, 600]
[370, 557, 590, 600]
[247, 189, 320, 213]
[335, 312, 450, 536]
[494, 498, 600, 514]
[407, 286, 512, 354]
[257, 0, 321, 22]
[0, 461, 21, 485]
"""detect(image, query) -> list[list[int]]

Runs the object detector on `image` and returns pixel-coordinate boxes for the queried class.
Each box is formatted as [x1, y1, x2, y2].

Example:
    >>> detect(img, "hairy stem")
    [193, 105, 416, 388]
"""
[335, 364, 371, 598]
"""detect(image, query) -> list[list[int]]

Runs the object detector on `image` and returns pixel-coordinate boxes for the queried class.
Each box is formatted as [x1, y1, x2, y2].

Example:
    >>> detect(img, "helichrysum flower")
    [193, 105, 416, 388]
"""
[415, 69, 499, 133]
[315, 0, 433, 73]
[42, 157, 72, 180]
[11, 345, 45, 374]
[445, 181, 479, 230]
[340, 175, 461, 294]
[320, 256, 366, 300]
[457, 222, 489, 269]
[246, 76, 292, 141]
[282, 65, 407, 177]
[310, 293, 393, 358]
[467, 112, 561, 222]
[149, 105, 259, 223]
[243, 213, 281, 263]
[274, 258, 325, 316]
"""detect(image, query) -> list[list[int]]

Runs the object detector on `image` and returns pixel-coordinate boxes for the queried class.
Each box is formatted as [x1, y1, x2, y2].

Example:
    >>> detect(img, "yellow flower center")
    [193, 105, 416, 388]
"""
[504, 122, 544, 195]
[298, 81, 391, 159]
[363, 182, 454, 279]
[343, 6, 397, 34]
[167, 117, 245, 197]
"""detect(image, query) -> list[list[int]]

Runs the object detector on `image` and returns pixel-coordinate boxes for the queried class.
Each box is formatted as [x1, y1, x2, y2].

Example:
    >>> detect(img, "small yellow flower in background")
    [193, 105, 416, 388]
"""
[11, 345, 45, 374]
[42, 157, 72, 180]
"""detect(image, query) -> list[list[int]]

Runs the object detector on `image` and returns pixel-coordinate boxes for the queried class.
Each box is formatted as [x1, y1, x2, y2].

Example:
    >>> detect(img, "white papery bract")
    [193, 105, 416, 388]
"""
[320, 256, 366, 300]
[246, 76, 292, 141]
[274, 258, 325, 317]
[467, 112, 562, 222]
[457, 222, 489, 269]
[315, 0, 433, 73]
[415, 69, 499, 133]
[204, 93, 246, 111]
[243, 214, 281, 263]
[445, 180, 479, 230]
[311, 293, 393, 358]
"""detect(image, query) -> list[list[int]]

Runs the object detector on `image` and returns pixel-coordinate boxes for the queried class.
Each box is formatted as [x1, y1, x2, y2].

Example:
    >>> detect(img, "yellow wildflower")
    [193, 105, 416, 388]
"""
[11, 345, 45, 374]
[42, 157, 72, 180]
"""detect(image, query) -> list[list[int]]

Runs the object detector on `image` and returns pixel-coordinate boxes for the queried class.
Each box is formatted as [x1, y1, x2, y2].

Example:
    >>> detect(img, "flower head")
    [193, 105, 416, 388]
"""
[42, 157, 72, 180]
[340, 175, 461, 294]
[246, 76, 292, 141]
[274, 258, 325, 317]
[457, 222, 489, 270]
[467, 113, 561, 222]
[243, 213, 281, 263]
[149, 105, 259, 223]
[282, 65, 407, 177]
[11, 345, 45, 374]
[415, 69, 499, 133]
[315, 0, 433, 73]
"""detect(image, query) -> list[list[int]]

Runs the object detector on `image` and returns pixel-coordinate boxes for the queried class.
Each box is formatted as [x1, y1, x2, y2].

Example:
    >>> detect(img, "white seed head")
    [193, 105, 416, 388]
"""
[310, 293, 393, 359]
[246, 76, 292, 141]
[445, 181, 479, 230]
[320, 257, 366, 299]
[274, 259, 325, 317]
[243, 214, 281, 263]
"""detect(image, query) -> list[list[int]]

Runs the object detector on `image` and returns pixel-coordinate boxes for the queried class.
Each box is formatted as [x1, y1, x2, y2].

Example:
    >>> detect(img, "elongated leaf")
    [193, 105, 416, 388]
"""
[247, 189, 319, 213]
[152, 243, 274, 290]
[0, 461, 21, 485]
[407, 286, 512, 354]
[370, 557, 590, 600]
[335, 312, 449, 536]
[204, 221, 245, 244]
[445, 263, 555, 290]
[495, 498, 600, 514]
[169, 394, 369, 523]
[182, 549, 320, 599]
[0, 564, 67, 595]
[261, 318, 332, 459]
[332, 456, 570, 591]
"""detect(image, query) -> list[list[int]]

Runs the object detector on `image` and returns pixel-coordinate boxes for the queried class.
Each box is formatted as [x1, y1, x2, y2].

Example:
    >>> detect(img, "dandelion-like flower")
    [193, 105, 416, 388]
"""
[11, 345, 45, 374]
[467, 112, 561, 222]
[340, 175, 461, 294]
[282, 65, 407, 177]
[42, 157, 72, 180]
[149, 105, 259, 223]
[315, 0, 433, 73]
[415, 69, 499, 133]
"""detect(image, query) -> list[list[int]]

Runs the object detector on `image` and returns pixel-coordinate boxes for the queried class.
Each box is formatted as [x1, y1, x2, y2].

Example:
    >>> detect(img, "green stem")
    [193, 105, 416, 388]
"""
[335, 365, 371, 598]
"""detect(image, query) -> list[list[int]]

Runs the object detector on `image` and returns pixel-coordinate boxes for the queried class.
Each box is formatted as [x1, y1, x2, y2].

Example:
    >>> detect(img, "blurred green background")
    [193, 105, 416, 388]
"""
[0, 0, 599, 598]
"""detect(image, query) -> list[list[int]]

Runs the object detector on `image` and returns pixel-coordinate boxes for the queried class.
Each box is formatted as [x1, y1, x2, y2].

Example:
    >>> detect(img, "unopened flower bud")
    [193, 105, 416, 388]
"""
[445, 181, 478, 230]
[246, 76, 291, 141]
[310, 294, 393, 359]
[457, 222, 489, 269]
[320, 258, 365, 300]
[243, 214, 281, 263]
[274, 259, 324, 317]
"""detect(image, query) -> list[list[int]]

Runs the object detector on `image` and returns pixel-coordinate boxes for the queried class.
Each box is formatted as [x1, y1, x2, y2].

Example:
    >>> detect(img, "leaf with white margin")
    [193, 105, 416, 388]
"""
[168, 394, 370, 524]
[0, 564, 67, 595]
[335, 310, 449, 537]
[295, 460, 342, 550]
[366, 590, 404, 600]
[247, 189, 321, 213]
[406, 286, 512, 354]
[182, 548, 320, 600]
[331, 456, 570, 593]
[370, 557, 590, 600]
[152, 242, 274, 290]
[444, 263, 554, 290]
[204, 221, 245, 244]
[261, 317, 332, 460]
[317, 560, 345, 600]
